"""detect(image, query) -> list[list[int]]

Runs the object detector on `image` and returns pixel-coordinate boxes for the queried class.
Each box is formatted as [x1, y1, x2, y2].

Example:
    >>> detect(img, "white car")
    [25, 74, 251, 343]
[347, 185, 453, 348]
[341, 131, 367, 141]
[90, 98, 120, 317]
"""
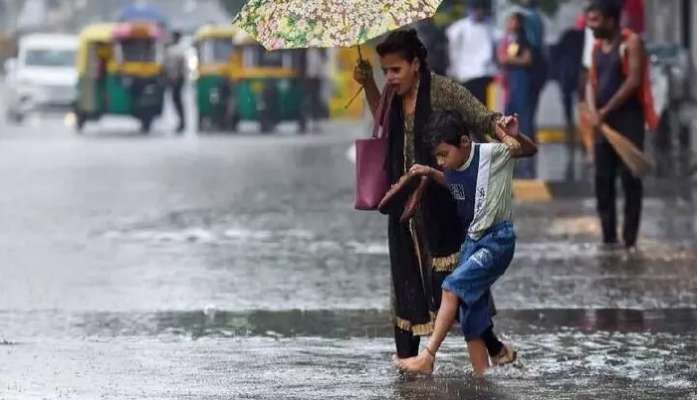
[4, 33, 78, 123]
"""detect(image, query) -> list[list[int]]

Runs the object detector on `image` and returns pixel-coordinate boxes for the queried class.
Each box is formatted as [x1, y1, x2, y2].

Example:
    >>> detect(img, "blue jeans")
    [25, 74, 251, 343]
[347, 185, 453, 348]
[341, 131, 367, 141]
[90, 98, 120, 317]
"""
[442, 221, 516, 339]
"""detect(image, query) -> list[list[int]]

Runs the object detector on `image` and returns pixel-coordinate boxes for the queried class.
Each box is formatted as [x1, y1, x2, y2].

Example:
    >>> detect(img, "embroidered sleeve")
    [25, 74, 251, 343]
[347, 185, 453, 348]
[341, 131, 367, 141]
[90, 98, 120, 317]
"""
[432, 75, 501, 142]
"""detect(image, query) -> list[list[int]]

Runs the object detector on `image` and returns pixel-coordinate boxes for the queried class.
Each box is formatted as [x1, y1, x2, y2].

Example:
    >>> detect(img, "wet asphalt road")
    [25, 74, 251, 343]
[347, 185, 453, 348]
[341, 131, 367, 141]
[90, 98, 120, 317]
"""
[0, 105, 695, 399]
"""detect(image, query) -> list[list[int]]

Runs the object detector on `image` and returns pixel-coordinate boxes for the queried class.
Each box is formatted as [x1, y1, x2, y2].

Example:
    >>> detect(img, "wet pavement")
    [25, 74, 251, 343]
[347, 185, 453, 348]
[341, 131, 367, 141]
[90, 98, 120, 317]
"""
[0, 103, 695, 398]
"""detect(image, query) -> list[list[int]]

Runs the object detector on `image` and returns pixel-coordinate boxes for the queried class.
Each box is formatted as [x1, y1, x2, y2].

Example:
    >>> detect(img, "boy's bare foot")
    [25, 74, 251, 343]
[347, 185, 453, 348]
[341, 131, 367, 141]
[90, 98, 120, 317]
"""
[490, 344, 517, 366]
[396, 349, 435, 375]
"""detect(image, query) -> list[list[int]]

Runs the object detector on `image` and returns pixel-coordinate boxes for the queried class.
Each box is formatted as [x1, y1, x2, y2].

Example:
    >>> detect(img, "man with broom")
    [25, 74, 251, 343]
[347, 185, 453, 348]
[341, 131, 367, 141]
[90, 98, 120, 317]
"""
[585, 0, 657, 252]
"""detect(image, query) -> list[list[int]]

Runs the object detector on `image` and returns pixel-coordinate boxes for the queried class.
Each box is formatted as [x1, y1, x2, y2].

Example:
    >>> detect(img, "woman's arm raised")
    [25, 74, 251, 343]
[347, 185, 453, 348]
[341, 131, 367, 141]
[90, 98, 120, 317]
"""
[353, 59, 381, 116]
[433, 76, 501, 143]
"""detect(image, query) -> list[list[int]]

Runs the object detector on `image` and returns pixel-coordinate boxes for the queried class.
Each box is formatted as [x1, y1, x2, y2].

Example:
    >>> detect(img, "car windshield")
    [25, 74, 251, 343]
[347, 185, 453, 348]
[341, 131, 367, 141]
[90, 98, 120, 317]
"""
[119, 39, 156, 62]
[24, 49, 76, 67]
[199, 39, 234, 63]
[257, 47, 283, 67]
[244, 45, 288, 68]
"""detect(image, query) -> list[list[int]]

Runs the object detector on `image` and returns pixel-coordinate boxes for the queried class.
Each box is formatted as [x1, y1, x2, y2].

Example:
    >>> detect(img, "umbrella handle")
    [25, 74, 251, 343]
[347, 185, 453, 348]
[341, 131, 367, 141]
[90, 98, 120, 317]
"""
[344, 86, 364, 109]
[345, 45, 365, 109]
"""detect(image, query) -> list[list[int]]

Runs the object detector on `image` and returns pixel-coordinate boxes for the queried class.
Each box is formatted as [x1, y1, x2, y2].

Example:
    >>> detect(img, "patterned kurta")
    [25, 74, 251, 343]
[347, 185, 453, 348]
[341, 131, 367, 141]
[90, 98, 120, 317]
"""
[403, 73, 498, 172]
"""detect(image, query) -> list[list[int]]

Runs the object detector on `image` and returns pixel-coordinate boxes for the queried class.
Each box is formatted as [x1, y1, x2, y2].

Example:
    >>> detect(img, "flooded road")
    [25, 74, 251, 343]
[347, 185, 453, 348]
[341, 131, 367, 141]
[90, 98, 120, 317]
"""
[0, 112, 695, 399]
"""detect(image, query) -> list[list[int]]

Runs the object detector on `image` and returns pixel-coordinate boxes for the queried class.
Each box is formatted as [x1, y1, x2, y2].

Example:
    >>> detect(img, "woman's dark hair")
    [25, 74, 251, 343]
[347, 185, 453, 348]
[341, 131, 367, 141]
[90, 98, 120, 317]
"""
[509, 11, 526, 30]
[423, 111, 470, 149]
[586, 0, 622, 23]
[376, 28, 428, 69]
[508, 12, 529, 43]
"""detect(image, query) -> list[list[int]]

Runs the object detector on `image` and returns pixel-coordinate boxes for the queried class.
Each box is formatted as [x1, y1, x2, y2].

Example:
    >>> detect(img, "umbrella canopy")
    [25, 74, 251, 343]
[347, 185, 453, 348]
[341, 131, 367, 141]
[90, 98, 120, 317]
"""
[118, 4, 168, 26]
[233, 0, 443, 50]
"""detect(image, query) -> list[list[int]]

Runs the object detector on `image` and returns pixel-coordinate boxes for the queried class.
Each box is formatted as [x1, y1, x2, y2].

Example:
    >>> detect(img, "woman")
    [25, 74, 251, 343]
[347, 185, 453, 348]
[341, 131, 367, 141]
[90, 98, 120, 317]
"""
[498, 12, 536, 178]
[353, 29, 516, 365]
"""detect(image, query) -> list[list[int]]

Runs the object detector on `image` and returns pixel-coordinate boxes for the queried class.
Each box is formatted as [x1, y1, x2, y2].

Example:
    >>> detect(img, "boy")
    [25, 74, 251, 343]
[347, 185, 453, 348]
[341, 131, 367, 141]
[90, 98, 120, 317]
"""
[396, 110, 537, 376]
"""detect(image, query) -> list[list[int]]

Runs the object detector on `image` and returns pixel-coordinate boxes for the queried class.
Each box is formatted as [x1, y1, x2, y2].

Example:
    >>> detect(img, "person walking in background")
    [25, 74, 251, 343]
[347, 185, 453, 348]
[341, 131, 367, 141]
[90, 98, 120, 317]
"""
[445, 0, 497, 106]
[585, 0, 652, 251]
[164, 30, 187, 133]
[498, 12, 535, 179]
[303, 48, 329, 133]
[514, 0, 547, 144]
[414, 19, 450, 76]
[551, 25, 585, 146]
[551, 23, 585, 181]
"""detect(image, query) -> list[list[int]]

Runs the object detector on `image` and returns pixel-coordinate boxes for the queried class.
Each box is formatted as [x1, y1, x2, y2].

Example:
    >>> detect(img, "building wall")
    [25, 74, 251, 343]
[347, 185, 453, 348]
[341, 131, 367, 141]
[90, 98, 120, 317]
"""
[644, 0, 682, 44]
[691, 0, 696, 60]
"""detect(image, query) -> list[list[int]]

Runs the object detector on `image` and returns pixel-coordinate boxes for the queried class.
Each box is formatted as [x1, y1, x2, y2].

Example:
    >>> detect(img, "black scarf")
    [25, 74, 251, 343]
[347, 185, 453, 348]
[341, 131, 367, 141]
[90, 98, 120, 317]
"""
[385, 67, 465, 258]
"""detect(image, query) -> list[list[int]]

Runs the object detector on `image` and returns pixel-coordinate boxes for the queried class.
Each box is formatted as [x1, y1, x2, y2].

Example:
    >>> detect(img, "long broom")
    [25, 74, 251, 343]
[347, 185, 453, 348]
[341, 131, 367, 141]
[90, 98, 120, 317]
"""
[600, 123, 654, 178]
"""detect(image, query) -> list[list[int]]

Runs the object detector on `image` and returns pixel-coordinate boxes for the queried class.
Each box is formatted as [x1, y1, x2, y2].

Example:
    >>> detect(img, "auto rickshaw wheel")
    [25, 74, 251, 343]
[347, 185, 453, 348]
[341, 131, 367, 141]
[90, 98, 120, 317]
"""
[140, 117, 152, 134]
[75, 112, 86, 133]
[197, 115, 206, 132]
[260, 119, 275, 133]
[227, 113, 239, 133]
[297, 117, 308, 135]
[199, 115, 215, 133]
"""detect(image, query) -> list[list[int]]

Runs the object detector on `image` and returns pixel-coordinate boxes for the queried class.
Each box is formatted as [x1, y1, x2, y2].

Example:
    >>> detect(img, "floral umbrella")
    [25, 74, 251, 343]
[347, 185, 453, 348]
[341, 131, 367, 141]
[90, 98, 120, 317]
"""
[232, 0, 443, 50]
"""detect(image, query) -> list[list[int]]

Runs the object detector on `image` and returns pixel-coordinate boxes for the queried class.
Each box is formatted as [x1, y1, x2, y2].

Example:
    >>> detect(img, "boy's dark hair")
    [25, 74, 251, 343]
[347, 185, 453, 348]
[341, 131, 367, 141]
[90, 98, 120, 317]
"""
[586, 0, 622, 23]
[423, 111, 470, 149]
[376, 28, 428, 69]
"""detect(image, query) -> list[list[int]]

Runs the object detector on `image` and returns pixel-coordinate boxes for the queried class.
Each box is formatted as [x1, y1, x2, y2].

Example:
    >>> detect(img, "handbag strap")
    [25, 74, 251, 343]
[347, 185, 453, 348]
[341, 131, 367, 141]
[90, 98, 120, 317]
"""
[371, 85, 395, 139]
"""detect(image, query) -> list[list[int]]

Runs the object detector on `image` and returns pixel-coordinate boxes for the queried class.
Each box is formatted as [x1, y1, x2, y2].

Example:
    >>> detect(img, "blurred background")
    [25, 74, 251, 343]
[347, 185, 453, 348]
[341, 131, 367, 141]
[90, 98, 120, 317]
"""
[0, 0, 695, 178]
[0, 1, 695, 398]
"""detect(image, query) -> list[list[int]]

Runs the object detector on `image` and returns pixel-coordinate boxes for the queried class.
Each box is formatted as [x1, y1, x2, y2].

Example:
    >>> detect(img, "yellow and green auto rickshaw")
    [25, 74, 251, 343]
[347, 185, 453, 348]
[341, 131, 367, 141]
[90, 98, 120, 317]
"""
[230, 31, 306, 133]
[74, 22, 166, 133]
[193, 25, 238, 131]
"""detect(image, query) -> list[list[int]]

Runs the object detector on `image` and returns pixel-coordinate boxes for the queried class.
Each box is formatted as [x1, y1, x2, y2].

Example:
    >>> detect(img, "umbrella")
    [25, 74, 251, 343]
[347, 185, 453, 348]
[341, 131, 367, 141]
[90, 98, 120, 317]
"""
[232, 0, 443, 50]
[118, 4, 168, 26]
[232, 0, 442, 107]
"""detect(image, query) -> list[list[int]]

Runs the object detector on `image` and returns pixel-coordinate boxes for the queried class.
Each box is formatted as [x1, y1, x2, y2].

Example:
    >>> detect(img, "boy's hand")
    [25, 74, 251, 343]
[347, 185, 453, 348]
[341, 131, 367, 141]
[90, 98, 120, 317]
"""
[497, 115, 520, 137]
[495, 123, 522, 154]
[409, 164, 432, 177]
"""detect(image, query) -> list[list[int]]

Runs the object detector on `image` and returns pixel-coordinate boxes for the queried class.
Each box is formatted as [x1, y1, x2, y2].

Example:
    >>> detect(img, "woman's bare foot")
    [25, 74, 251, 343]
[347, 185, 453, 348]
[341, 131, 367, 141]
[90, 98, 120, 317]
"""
[396, 349, 435, 375]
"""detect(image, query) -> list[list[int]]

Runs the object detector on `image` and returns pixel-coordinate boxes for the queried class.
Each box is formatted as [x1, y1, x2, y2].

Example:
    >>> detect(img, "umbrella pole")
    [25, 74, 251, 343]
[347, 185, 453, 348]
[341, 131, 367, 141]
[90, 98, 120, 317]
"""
[345, 44, 364, 109]
[345, 87, 364, 109]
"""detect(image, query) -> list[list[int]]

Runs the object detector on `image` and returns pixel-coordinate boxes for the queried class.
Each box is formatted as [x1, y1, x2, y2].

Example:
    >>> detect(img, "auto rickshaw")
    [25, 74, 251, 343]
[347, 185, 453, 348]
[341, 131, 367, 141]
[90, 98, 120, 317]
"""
[74, 22, 166, 133]
[193, 25, 238, 131]
[230, 31, 306, 133]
